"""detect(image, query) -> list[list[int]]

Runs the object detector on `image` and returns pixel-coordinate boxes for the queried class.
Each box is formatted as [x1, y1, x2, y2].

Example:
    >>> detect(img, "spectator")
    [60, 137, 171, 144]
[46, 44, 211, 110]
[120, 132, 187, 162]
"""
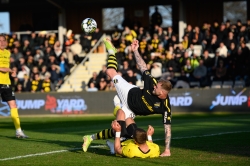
[86, 82, 98, 92]
[11, 47, 23, 63]
[70, 38, 82, 64]
[50, 64, 61, 88]
[216, 23, 228, 43]
[87, 71, 99, 88]
[216, 42, 228, 58]
[192, 26, 203, 45]
[34, 49, 44, 62]
[183, 24, 193, 44]
[182, 59, 194, 81]
[39, 65, 51, 80]
[224, 31, 237, 49]
[48, 55, 58, 71]
[26, 55, 35, 70]
[201, 50, 213, 74]
[10, 56, 16, 69]
[238, 25, 248, 43]
[97, 65, 107, 80]
[53, 40, 63, 61]
[43, 46, 53, 63]
[174, 69, 190, 88]
[207, 34, 219, 53]
[17, 65, 30, 82]
[119, 60, 131, 77]
[29, 31, 39, 52]
[182, 35, 189, 49]
[22, 74, 31, 92]
[98, 77, 107, 91]
[213, 60, 227, 81]
[36, 57, 46, 71]
[80, 32, 91, 53]
[15, 83, 24, 93]
[59, 56, 69, 79]
[30, 66, 40, 80]
[31, 74, 42, 92]
[150, 62, 162, 80]
[192, 59, 208, 86]
[62, 46, 75, 69]
[150, 6, 162, 28]
[41, 73, 54, 92]
[91, 28, 103, 52]
[150, 33, 160, 52]
[111, 26, 122, 48]
[123, 69, 137, 85]
[21, 39, 32, 55]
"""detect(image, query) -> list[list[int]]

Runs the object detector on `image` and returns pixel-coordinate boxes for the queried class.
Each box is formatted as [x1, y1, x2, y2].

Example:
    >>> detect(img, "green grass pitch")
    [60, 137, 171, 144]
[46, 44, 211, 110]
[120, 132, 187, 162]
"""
[0, 113, 249, 166]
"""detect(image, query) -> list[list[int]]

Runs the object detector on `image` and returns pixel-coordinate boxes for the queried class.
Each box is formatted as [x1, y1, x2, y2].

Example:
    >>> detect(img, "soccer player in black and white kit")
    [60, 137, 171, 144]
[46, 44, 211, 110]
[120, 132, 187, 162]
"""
[84, 38, 172, 157]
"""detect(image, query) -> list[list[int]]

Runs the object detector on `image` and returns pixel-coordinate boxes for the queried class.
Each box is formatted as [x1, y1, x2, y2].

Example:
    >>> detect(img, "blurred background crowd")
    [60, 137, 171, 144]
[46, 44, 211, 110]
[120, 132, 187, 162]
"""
[3, 17, 250, 93]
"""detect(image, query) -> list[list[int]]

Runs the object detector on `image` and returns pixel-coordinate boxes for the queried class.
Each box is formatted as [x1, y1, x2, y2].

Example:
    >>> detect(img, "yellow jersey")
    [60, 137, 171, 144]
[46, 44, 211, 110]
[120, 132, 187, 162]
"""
[0, 49, 11, 85]
[120, 139, 160, 158]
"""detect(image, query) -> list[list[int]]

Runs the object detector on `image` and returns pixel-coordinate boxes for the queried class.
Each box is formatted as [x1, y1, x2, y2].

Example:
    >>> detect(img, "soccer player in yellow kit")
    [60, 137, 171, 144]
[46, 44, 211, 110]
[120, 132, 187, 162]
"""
[111, 119, 160, 158]
[0, 34, 28, 138]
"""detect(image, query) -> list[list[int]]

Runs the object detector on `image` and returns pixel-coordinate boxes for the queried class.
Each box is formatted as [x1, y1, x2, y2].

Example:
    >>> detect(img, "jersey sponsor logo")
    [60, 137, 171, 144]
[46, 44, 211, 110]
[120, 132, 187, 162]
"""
[113, 79, 118, 84]
[154, 102, 160, 108]
[142, 96, 153, 112]
[210, 89, 247, 110]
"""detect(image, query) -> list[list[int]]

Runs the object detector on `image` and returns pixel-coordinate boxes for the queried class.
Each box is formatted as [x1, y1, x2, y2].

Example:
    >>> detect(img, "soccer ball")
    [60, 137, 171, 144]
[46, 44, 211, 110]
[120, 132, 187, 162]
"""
[81, 18, 97, 33]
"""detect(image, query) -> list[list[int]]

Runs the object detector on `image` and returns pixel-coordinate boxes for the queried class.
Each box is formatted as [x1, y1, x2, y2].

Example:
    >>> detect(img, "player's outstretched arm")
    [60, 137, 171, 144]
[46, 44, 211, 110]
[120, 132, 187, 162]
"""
[131, 40, 147, 73]
[160, 124, 171, 157]
[147, 125, 154, 143]
[0, 67, 12, 73]
[112, 120, 122, 155]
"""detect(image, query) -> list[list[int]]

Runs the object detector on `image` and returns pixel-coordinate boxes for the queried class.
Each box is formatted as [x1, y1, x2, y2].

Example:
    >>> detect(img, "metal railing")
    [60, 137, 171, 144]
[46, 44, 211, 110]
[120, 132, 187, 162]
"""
[60, 34, 106, 91]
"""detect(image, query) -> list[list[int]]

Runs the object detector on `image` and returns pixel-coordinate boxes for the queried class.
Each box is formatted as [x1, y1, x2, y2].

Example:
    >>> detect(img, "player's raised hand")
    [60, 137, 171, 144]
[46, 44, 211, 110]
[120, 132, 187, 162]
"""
[111, 120, 121, 132]
[131, 40, 139, 52]
[147, 125, 154, 136]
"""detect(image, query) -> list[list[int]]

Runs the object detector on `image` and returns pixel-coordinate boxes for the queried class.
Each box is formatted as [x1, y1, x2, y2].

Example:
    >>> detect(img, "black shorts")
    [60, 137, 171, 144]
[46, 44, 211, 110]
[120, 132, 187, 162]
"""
[0, 84, 16, 102]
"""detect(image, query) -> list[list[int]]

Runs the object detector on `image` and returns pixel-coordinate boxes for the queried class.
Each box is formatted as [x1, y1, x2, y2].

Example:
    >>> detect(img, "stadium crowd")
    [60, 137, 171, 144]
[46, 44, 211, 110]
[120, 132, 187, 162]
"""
[3, 18, 250, 93]
[87, 19, 250, 90]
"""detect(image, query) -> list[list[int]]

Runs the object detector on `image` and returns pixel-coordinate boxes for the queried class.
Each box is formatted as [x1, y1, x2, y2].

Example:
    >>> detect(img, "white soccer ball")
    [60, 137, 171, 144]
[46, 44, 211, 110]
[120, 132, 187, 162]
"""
[81, 18, 97, 33]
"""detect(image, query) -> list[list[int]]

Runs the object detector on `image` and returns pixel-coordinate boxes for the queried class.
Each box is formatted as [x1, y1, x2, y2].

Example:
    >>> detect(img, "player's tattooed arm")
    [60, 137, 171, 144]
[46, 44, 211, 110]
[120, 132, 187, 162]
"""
[164, 124, 171, 149]
[160, 124, 171, 157]
[133, 50, 147, 73]
[131, 40, 147, 73]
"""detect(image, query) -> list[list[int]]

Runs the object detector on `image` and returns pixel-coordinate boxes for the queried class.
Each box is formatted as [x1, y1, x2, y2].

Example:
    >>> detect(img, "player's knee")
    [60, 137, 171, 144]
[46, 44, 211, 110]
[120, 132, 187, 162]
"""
[106, 69, 117, 79]
[116, 109, 125, 120]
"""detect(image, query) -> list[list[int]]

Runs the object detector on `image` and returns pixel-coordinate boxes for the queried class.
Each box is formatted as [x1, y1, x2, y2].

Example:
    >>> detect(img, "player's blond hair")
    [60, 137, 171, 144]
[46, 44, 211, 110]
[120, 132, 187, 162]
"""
[133, 128, 147, 144]
[158, 79, 172, 92]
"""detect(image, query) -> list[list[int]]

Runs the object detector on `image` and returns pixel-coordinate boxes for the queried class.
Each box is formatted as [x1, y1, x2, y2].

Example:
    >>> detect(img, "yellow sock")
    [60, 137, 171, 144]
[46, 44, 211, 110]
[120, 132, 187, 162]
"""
[95, 129, 114, 139]
[113, 106, 120, 117]
[10, 108, 21, 130]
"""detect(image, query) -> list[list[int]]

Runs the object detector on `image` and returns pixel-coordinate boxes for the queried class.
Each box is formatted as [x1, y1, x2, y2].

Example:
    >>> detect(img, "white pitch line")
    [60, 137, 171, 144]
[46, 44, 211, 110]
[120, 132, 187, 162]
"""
[0, 130, 249, 161]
